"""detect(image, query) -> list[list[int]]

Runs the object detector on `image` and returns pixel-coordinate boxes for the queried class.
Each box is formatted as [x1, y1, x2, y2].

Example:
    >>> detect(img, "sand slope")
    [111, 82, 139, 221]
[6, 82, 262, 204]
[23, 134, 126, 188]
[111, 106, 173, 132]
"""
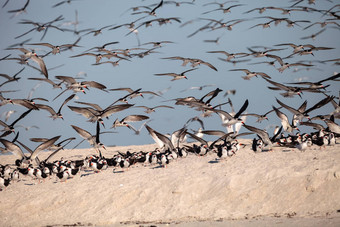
[0, 141, 340, 226]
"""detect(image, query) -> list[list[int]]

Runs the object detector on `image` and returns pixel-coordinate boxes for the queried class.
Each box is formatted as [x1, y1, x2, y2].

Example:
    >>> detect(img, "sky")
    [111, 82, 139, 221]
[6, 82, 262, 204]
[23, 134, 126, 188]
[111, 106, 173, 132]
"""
[0, 0, 339, 151]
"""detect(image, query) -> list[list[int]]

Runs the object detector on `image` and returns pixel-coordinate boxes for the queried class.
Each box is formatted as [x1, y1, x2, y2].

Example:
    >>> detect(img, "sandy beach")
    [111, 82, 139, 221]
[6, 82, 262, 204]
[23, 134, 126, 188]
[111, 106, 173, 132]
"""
[0, 140, 339, 227]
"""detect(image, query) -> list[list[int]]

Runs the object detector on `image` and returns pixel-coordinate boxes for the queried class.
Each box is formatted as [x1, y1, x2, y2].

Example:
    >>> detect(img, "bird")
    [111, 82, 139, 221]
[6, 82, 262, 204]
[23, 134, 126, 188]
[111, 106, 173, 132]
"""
[7, 0, 30, 17]
[0, 68, 24, 87]
[0, 136, 60, 167]
[207, 50, 248, 61]
[27, 41, 81, 55]
[229, 69, 271, 80]
[111, 115, 150, 131]
[52, 0, 82, 8]
[243, 124, 282, 150]
[0, 109, 34, 137]
[35, 94, 75, 120]
[11, 48, 49, 78]
[131, 0, 164, 16]
[205, 99, 249, 127]
[27, 77, 63, 89]
[68, 103, 133, 126]
[0, 176, 11, 191]
[15, 15, 64, 40]
[135, 105, 174, 113]
[202, 4, 244, 15]
[162, 56, 218, 71]
[272, 106, 299, 133]
[71, 121, 106, 157]
[242, 108, 279, 123]
[276, 96, 333, 123]
[154, 68, 197, 81]
[145, 125, 175, 151]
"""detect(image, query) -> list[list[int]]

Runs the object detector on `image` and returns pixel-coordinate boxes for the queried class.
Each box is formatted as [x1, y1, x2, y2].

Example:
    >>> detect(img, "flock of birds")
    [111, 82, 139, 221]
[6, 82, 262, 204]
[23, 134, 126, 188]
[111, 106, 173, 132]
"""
[0, 0, 340, 190]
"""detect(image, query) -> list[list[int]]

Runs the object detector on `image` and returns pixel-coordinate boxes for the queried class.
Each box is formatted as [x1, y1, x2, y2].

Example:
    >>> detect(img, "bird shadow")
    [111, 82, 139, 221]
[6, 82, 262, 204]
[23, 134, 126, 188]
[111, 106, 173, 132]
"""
[208, 160, 219, 164]
[113, 170, 125, 173]
[80, 172, 95, 177]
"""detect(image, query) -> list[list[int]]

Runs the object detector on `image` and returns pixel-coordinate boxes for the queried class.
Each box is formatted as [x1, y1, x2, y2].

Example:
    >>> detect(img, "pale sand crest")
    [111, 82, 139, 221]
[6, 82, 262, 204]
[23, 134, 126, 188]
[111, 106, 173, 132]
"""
[0, 140, 339, 227]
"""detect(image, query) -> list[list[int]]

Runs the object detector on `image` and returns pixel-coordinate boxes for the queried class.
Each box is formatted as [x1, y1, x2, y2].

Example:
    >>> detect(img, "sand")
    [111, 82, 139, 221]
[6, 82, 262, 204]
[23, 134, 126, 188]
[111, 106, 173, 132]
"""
[0, 140, 340, 227]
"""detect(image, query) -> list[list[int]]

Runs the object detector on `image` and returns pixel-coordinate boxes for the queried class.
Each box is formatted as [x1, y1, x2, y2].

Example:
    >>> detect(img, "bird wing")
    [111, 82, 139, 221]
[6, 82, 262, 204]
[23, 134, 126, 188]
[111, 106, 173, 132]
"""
[30, 55, 48, 78]
[145, 125, 166, 149]
[185, 131, 208, 146]
[68, 106, 97, 119]
[35, 104, 57, 115]
[242, 124, 271, 144]
[71, 125, 93, 141]
[276, 98, 301, 115]
[75, 101, 102, 111]
[122, 115, 149, 122]
[57, 94, 75, 114]
[0, 139, 26, 159]
[31, 135, 61, 160]
[234, 99, 249, 118]
[102, 104, 134, 118]
[273, 106, 291, 131]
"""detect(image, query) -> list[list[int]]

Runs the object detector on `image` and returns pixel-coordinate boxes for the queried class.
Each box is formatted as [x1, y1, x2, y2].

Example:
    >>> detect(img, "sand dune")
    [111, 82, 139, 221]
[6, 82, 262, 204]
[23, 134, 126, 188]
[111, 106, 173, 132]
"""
[0, 140, 340, 227]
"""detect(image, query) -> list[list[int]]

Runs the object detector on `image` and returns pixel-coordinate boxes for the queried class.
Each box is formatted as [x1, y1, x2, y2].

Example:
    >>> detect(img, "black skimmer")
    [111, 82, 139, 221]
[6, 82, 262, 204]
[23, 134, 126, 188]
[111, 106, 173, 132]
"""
[324, 120, 340, 134]
[229, 68, 271, 80]
[2, 136, 60, 167]
[52, 0, 81, 8]
[202, 4, 244, 15]
[207, 50, 248, 61]
[162, 56, 218, 71]
[0, 176, 10, 191]
[71, 121, 106, 156]
[109, 87, 161, 101]
[27, 77, 63, 89]
[242, 108, 279, 123]
[252, 138, 263, 153]
[243, 124, 282, 150]
[54, 76, 107, 100]
[135, 105, 174, 114]
[68, 103, 133, 126]
[56, 170, 70, 182]
[0, 67, 24, 87]
[111, 115, 149, 131]
[35, 94, 75, 120]
[10, 169, 20, 182]
[145, 125, 176, 152]
[276, 96, 333, 123]
[273, 106, 299, 134]
[0, 109, 34, 137]
[7, 0, 30, 17]
[0, 93, 39, 109]
[206, 99, 249, 127]
[131, 0, 163, 16]
[154, 68, 197, 81]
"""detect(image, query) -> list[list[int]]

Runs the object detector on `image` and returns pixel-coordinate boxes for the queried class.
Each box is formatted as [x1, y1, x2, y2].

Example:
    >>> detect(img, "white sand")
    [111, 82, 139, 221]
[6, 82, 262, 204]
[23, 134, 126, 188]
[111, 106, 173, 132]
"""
[0, 140, 340, 227]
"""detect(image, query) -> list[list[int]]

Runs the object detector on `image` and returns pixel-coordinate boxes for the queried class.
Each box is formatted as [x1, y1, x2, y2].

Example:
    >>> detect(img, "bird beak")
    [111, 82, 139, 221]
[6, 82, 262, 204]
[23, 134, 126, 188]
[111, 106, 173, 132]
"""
[102, 145, 106, 150]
